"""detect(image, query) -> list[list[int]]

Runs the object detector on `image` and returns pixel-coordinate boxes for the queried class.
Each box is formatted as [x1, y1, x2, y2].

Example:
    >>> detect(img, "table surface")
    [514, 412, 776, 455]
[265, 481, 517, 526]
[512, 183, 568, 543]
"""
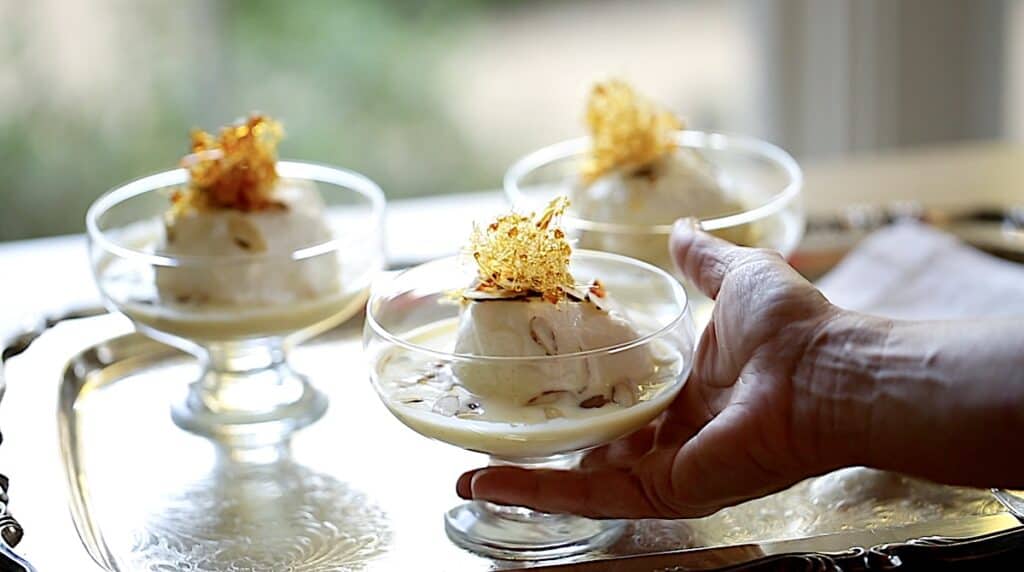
[3, 139, 1024, 570]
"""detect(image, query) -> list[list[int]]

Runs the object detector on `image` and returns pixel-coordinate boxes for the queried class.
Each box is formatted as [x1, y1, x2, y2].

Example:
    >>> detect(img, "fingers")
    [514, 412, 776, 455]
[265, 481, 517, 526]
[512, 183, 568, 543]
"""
[669, 219, 750, 299]
[455, 408, 800, 520]
[692, 306, 760, 393]
[691, 317, 745, 390]
[456, 466, 668, 519]
[657, 361, 718, 447]
[668, 404, 794, 509]
[580, 424, 657, 469]
[658, 318, 749, 447]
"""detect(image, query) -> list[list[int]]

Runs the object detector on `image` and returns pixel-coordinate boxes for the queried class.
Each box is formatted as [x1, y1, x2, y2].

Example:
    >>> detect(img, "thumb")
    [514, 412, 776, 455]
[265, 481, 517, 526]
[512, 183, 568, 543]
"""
[669, 219, 751, 300]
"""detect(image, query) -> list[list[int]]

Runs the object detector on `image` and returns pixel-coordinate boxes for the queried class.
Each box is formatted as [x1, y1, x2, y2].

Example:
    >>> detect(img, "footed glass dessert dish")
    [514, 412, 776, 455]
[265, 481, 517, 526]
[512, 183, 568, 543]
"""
[505, 81, 804, 327]
[88, 159, 385, 445]
[505, 132, 803, 326]
[364, 250, 696, 560]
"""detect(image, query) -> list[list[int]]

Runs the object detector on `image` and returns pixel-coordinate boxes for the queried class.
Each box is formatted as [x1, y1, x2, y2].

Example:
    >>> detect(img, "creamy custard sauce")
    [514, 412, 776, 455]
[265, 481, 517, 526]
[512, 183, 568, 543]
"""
[98, 204, 378, 341]
[124, 286, 367, 341]
[375, 319, 685, 458]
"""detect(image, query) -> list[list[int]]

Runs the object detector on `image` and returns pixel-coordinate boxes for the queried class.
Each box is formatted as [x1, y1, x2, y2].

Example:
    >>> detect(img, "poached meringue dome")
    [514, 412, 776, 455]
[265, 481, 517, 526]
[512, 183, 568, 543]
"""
[157, 181, 339, 305]
[155, 114, 340, 306]
[574, 151, 741, 226]
[452, 197, 654, 409]
[454, 290, 654, 408]
[570, 80, 750, 263]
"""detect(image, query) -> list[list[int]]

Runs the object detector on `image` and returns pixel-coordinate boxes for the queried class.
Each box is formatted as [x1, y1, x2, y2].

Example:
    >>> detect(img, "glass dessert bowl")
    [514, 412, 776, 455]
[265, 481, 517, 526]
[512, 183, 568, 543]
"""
[505, 81, 804, 326]
[364, 199, 696, 560]
[87, 115, 386, 445]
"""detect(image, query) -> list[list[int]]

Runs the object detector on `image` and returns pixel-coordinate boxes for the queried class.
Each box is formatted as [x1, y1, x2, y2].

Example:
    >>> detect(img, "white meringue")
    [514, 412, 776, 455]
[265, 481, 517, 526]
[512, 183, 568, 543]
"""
[452, 295, 654, 407]
[156, 180, 340, 306]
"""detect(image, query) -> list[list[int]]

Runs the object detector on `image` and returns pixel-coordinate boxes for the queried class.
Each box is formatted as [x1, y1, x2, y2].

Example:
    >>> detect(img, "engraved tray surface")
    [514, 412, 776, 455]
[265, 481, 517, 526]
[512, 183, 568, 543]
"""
[39, 311, 1022, 571]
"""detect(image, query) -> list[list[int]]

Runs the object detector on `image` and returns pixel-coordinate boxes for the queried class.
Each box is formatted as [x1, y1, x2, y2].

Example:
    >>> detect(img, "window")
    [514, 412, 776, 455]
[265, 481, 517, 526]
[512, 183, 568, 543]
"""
[1, 0, 1009, 242]
[0, 0, 753, 241]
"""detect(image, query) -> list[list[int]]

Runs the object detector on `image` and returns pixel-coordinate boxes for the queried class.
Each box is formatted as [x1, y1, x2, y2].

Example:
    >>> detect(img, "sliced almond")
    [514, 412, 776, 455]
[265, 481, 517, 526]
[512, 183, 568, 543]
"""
[581, 357, 600, 393]
[526, 390, 571, 406]
[544, 407, 564, 420]
[586, 281, 610, 312]
[431, 395, 460, 417]
[163, 218, 177, 244]
[563, 284, 589, 302]
[612, 383, 638, 407]
[227, 214, 268, 253]
[529, 316, 558, 355]
[461, 287, 527, 301]
[579, 394, 609, 409]
[456, 401, 485, 418]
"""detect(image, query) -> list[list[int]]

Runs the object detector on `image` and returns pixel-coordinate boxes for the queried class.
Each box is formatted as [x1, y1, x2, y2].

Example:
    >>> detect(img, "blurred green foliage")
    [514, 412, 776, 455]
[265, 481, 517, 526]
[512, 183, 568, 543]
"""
[0, 0, 493, 241]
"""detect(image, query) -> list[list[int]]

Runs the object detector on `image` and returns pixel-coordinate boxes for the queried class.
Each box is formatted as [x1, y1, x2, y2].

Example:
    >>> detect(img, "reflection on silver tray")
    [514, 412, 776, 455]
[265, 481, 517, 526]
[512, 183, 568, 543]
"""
[48, 315, 1023, 571]
[129, 456, 390, 571]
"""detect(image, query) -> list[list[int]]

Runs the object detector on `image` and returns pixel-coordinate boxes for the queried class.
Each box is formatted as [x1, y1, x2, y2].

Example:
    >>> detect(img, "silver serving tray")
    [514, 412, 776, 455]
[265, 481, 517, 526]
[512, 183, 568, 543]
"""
[40, 311, 1022, 571]
[3, 205, 1024, 570]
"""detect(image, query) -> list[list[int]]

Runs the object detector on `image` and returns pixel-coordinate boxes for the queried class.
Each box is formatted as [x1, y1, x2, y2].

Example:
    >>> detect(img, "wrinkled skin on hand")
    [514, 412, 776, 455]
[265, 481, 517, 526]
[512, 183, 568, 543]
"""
[457, 221, 852, 518]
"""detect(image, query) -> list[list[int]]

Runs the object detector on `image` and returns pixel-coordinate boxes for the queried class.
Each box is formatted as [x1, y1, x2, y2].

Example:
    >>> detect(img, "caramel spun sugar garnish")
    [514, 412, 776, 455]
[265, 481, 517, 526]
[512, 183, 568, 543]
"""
[580, 80, 682, 183]
[469, 196, 574, 303]
[171, 114, 285, 215]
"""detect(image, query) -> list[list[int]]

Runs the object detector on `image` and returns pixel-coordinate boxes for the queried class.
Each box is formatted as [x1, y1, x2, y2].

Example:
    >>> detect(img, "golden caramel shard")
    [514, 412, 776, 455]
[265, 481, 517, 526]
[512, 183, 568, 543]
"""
[580, 79, 682, 183]
[171, 114, 284, 215]
[468, 196, 574, 303]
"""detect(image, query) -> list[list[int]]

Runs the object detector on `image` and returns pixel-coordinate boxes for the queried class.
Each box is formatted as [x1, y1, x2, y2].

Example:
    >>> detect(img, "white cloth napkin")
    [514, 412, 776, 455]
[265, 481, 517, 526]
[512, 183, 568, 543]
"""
[817, 222, 1024, 319]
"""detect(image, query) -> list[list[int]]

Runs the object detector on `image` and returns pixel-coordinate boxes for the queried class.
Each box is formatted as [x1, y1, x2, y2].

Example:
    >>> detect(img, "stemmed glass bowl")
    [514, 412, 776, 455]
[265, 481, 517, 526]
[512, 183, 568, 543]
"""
[87, 161, 385, 445]
[505, 131, 804, 326]
[364, 250, 696, 560]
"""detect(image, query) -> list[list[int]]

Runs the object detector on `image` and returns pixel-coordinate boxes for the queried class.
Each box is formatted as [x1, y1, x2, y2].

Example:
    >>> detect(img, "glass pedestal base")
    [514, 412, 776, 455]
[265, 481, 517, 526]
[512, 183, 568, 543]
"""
[171, 339, 327, 447]
[444, 501, 624, 561]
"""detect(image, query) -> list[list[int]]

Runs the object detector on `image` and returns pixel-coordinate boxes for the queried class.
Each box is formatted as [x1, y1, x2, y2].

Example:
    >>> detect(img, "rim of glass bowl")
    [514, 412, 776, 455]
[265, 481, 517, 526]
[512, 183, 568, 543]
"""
[86, 160, 386, 267]
[503, 130, 803, 235]
[365, 249, 690, 363]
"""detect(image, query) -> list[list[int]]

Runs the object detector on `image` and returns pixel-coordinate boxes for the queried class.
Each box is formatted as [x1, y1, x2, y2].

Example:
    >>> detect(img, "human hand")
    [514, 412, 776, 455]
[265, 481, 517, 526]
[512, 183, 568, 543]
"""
[456, 221, 867, 518]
